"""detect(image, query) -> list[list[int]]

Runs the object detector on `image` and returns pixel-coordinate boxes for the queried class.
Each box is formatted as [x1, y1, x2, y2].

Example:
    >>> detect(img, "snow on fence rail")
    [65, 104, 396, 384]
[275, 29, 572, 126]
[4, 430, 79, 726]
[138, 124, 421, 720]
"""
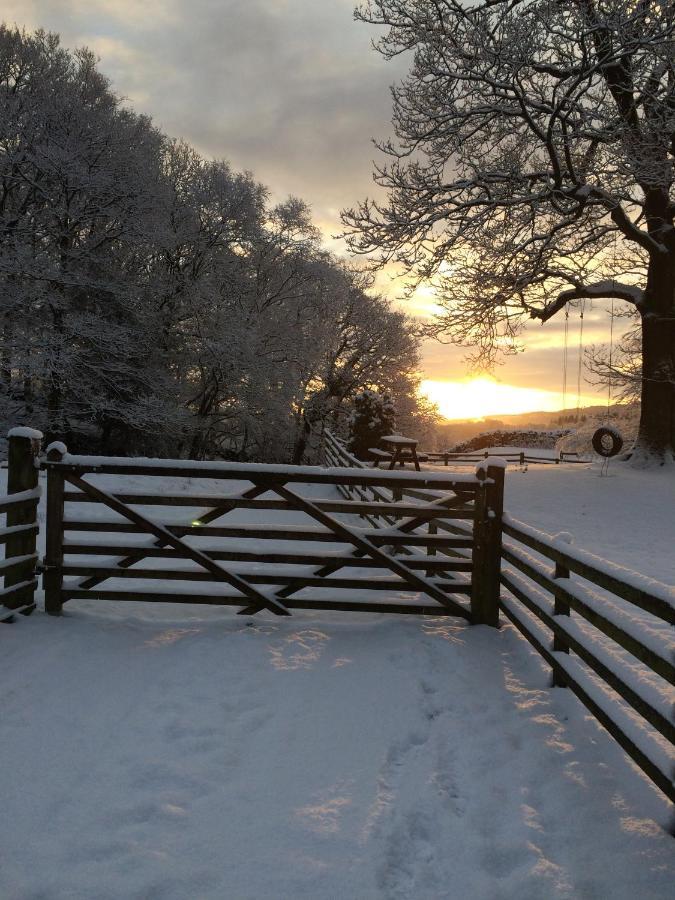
[415, 450, 584, 466]
[324, 430, 675, 806]
[0, 430, 42, 622]
[500, 517, 675, 804]
[38, 440, 492, 621]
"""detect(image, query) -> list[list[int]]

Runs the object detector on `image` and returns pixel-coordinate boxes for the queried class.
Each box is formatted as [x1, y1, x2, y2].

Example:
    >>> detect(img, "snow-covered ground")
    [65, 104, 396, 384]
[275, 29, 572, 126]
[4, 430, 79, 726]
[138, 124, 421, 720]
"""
[427, 453, 675, 582]
[504, 460, 675, 585]
[1, 462, 674, 898]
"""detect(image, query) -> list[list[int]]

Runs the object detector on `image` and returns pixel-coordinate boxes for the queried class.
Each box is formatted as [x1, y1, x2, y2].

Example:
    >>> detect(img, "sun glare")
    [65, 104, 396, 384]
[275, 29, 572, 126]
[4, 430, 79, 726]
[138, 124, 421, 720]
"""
[420, 377, 595, 421]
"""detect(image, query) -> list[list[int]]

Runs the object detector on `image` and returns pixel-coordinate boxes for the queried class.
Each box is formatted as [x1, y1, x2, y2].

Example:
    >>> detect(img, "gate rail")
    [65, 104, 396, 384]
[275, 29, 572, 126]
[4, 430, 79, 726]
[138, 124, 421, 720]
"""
[40, 442, 501, 621]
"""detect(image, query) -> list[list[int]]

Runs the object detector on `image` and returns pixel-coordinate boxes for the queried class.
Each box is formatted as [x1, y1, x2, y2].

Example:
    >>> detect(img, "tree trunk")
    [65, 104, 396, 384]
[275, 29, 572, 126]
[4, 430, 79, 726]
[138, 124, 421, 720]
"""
[47, 310, 63, 443]
[633, 248, 675, 466]
[291, 414, 310, 465]
[633, 314, 675, 465]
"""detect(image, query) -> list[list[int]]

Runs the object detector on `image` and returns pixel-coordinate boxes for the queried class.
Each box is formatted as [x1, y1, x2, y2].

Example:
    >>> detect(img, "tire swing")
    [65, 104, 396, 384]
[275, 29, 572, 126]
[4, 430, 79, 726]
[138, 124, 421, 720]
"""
[595, 299, 623, 472]
[592, 426, 623, 458]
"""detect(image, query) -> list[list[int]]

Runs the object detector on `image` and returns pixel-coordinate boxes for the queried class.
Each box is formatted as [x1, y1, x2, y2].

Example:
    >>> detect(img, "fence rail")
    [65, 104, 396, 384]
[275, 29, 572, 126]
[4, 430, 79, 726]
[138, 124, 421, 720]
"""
[325, 430, 675, 806]
[1, 430, 42, 622]
[500, 516, 675, 804]
[422, 450, 585, 466]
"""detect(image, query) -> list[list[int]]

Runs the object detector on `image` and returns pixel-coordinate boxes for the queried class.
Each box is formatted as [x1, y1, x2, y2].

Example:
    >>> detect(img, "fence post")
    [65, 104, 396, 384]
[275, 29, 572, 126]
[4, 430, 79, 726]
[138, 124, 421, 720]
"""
[44, 442, 66, 616]
[471, 462, 505, 627]
[551, 533, 572, 687]
[4, 428, 42, 613]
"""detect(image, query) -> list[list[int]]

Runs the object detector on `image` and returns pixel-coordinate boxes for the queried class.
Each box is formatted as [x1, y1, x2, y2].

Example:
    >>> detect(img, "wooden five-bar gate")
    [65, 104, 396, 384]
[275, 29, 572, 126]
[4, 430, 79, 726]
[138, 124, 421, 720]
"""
[37, 442, 503, 623]
[1, 429, 672, 809]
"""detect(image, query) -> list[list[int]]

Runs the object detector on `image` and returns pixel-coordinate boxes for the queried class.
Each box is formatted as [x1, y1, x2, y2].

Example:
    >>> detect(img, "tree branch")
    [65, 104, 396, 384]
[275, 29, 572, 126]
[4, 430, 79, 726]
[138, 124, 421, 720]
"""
[530, 280, 645, 323]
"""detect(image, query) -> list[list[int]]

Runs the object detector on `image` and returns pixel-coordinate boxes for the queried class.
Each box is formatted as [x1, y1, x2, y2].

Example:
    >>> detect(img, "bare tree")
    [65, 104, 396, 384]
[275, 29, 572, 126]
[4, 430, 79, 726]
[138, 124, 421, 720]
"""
[343, 0, 675, 465]
[586, 307, 642, 403]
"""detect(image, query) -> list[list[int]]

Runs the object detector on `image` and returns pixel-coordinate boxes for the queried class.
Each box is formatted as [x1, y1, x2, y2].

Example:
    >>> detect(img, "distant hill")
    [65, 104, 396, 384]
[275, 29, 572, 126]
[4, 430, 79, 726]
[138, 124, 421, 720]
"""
[431, 404, 627, 451]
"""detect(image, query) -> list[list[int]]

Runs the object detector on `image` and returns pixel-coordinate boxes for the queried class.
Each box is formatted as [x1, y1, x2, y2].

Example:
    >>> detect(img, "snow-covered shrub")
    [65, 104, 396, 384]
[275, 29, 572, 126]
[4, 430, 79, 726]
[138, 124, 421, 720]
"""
[348, 390, 396, 460]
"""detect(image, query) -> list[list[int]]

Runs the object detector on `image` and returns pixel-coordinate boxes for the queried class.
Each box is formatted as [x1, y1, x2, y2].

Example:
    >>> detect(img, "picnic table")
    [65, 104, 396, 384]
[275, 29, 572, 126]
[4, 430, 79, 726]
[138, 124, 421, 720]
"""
[380, 434, 422, 471]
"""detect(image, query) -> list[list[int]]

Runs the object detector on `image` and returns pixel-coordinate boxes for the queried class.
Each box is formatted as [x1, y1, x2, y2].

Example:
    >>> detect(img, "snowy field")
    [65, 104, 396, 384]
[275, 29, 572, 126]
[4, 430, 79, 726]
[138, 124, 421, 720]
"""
[1, 461, 674, 899]
[497, 456, 674, 584]
[426, 451, 675, 580]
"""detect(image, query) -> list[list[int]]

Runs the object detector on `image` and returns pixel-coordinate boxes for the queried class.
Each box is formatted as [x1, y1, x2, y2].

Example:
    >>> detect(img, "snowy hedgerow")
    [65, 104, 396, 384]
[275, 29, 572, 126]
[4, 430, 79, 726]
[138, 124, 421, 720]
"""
[0, 26, 430, 463]
[452, 430, 569, 453]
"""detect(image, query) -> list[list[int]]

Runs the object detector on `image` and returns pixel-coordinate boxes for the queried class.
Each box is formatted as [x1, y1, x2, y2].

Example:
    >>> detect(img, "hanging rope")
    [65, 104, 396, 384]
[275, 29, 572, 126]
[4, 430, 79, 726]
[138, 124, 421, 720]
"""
[576, 301, 585, 421]
[600, 228, 620, 476]
[600, 299, 617, 477]
[562, 308, 569, 413]
[607, 298, 615, 421]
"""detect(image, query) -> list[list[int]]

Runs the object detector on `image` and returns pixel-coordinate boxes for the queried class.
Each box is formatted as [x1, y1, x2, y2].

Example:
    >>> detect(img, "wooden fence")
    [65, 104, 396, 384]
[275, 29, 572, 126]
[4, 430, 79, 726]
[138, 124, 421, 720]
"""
[423, 449, 585, 466]
[500, 517, 675, 803]
[324, 430, 505, 625]
[39, 441, 501, 622]
[5, 427, 672, 805]
[0, 430, 41, 622]
[325, 430, 675, 805]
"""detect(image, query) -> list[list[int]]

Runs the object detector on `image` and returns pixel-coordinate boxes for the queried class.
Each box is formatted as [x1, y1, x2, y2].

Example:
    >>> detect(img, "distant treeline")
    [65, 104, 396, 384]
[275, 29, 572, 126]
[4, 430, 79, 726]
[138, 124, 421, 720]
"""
[0, 26, 435, 461]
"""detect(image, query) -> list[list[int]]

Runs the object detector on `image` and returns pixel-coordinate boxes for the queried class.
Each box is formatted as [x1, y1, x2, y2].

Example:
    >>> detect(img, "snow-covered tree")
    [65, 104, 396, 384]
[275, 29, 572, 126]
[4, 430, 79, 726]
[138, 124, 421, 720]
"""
[0, 26, 169, 445]
[0, 24, 432, 462]
[343, 0, 675, 465]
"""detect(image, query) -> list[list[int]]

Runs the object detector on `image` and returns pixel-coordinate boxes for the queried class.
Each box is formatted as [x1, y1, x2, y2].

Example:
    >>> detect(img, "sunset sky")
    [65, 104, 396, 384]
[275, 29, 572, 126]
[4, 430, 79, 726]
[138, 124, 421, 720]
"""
[6, 0, 614, 418]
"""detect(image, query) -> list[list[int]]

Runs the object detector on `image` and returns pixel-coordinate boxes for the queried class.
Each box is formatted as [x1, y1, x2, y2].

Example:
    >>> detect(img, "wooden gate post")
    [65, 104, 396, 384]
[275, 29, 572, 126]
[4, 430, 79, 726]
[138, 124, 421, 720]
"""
[471, 462, 505, 627]
[4, 428, 42, 612]
[44, 442, 66, 616]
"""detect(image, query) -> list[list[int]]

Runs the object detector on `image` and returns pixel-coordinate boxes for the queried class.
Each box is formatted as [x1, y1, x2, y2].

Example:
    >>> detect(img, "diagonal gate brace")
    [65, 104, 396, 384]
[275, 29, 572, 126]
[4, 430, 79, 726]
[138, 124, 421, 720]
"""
[64, 474, 290, 616]
[239, 482, 471, 619]
[241, 489, 473, 612]
[76, 483, 271, 591]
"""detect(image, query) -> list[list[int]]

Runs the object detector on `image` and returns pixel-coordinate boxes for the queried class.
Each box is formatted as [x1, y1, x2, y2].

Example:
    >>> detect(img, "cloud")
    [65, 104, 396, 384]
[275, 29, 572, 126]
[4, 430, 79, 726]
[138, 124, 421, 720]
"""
[3, 1, 405, 230]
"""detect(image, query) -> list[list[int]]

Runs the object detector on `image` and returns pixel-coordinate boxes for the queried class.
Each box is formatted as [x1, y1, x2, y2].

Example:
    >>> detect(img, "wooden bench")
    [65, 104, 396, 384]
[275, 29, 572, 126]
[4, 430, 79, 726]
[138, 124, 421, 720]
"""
[368, 448, 393, 468]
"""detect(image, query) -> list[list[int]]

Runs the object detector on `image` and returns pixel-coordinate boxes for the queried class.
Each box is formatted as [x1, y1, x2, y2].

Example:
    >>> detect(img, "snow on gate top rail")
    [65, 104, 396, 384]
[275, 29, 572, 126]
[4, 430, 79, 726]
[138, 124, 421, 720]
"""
[40, 452, 483, 491]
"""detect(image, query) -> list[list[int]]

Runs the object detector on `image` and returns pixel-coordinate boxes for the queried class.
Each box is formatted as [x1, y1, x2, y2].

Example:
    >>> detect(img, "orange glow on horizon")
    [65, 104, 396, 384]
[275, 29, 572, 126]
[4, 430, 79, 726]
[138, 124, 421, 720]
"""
[420, 377, 598, 421]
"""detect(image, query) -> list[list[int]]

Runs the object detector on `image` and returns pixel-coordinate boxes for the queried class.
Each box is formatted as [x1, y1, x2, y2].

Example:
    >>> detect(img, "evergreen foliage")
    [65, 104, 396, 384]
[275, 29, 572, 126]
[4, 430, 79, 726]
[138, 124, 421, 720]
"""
[348, 389, 396, 460]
